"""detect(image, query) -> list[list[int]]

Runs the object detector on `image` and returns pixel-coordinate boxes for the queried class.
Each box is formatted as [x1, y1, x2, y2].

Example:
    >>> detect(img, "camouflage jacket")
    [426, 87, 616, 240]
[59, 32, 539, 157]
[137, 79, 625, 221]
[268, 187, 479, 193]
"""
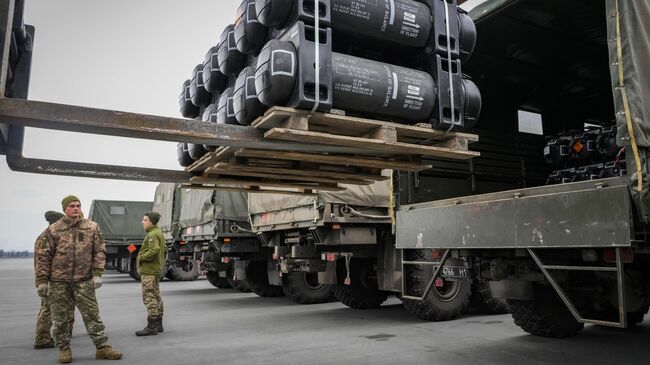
[33, 228, 48, 288]
[35, 218, 105, 285]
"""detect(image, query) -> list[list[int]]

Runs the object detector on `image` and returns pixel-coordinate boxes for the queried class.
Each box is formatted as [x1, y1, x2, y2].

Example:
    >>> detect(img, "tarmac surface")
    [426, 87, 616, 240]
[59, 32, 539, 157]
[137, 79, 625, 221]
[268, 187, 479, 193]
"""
[1, 258, 649, 365]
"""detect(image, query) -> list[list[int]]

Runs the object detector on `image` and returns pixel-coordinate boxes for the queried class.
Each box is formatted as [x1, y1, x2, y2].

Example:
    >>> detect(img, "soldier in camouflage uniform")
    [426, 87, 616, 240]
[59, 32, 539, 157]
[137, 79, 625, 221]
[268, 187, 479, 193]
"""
[135, 212, 167, 336]
[35, 195, 123, 363]
[34, 211, 70, 349]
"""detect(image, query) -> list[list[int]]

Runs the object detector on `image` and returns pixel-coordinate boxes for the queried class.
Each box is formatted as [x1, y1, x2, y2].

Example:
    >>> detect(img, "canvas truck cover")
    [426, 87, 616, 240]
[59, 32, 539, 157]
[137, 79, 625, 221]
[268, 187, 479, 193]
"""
[88, 200, 152, 242]
[179, 188, 249, 228]
[462, 0, 650, 213]
[248, 175, 392, 215]
[152, 183, 177, 235]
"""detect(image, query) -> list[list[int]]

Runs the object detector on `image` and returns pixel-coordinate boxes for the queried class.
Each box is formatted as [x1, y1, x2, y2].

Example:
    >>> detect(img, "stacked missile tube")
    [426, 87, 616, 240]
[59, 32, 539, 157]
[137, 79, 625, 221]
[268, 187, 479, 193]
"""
[177, 0, 482, 167]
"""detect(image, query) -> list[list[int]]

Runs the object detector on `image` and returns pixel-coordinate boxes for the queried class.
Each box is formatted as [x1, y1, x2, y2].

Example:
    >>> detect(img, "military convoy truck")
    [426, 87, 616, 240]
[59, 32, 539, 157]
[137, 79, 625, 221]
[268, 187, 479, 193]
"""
[152, 183, 260, 286]
[88, 199, 153, 280]
[248, 172, 508, 316]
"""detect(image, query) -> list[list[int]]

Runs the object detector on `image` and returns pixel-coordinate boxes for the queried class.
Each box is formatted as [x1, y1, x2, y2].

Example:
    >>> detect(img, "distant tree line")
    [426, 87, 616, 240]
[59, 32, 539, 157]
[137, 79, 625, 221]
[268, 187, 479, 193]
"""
[0, 250, 33, 258]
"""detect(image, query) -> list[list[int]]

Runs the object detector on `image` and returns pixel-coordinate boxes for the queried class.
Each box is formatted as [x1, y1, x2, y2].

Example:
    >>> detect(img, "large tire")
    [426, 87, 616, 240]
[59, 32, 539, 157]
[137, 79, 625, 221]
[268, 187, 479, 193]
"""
[627, 305, 649, 327]
[170, 259, 200, 281]
[206, 270, 232, 289]
[470, 278, 509, 314]
[129, 257, 141, 282]
[402, 250, 471, 321]
[508, 284, 584, 338]
[282, 272, 334, 305]
[333, 258, 389, 309]
[246, 260, 284, 297]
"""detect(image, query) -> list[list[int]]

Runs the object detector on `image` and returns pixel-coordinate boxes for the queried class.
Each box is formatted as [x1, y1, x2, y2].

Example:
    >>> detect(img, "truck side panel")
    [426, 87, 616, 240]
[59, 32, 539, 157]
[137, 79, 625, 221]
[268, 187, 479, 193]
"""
[397, 179, 633, 249]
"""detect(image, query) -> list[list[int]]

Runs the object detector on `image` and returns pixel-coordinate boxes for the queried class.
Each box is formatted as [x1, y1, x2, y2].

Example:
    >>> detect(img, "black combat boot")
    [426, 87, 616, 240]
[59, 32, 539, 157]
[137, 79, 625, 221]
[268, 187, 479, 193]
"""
[135, 317, 158, 336]
[156, 315, 163, 333]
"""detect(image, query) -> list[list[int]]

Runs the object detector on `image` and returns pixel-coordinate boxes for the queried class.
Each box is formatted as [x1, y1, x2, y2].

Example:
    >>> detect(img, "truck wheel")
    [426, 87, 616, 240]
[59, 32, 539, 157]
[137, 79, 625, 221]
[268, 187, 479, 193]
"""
[508, 284, 584, 338]
[626, 305, 649, 327]
[170, 259, 200, 281]
[206, 270, 232, 289]
[282, 272, 333, 305]
[246, 260, 284, 297]
[333, 258, 389, 309]
[129, 257, 141, 282]
[470, 278, 509, 314]
[402, 250, 471, 321]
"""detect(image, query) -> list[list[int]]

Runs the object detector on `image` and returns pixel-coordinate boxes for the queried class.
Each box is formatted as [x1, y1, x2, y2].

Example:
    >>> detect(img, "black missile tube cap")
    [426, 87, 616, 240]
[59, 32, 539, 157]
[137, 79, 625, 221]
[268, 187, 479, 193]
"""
[179, 79, 200, 118]
[217, 87, 239, 125]
[190, 64, 212, 107]
[255, 39, 297, 107]
[255, 0, 294, 29]
[218, 24, 247, 75]
[177, 142, 195, 167]
[203, 46, 228, 93]
[233, 66, 267, 125]
[235, 0, 268, 54]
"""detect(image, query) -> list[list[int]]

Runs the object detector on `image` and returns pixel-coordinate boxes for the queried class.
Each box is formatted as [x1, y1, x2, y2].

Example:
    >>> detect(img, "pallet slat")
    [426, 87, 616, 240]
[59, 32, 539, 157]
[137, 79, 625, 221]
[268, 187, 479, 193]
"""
[264, 128, 480, 159]
[189, 175, 345, 191]
[234, 148, 432, 172]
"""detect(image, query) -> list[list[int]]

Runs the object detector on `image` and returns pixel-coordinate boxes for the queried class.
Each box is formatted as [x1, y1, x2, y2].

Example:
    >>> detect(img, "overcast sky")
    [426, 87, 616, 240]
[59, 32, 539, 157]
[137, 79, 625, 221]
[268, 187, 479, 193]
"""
[0, 0, 238, 251]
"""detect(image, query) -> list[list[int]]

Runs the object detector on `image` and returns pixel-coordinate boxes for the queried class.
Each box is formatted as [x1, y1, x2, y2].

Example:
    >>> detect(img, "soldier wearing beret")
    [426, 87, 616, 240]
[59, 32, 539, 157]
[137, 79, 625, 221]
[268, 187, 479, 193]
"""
[135, 211, 167, 336]
[35, 195, 123, 363]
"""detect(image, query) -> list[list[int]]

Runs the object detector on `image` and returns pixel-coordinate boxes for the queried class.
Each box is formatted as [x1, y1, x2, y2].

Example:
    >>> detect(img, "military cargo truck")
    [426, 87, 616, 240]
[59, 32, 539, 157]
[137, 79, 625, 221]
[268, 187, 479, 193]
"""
[88, 200, 153, 280]
[178, 186, 259, 289]
[249, 173, 508, 315]
[152, 183, 200, 281]
[152, 183, 260, 287]
[393, 0, 650, 337]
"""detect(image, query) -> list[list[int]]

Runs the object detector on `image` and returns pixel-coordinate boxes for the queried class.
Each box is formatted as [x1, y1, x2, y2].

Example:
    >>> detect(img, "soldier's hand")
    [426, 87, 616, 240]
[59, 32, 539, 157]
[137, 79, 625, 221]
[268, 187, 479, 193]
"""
[92, 276, 102, 289]
[37, 283, 48, 297]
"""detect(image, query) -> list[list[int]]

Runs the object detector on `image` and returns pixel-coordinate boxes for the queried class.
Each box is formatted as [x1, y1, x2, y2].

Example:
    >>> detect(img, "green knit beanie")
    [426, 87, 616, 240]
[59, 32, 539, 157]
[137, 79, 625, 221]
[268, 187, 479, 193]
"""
[61, 195, 80, 210]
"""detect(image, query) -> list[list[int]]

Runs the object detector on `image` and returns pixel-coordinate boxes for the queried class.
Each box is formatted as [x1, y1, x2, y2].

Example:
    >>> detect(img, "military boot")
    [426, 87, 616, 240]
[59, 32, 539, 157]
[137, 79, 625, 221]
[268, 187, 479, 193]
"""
[156, 315, 163, 333]
[135, 317, 158, 336]
[34, 340, 55, 349]
[58, 347, 72, 364]
[95, 345, 122, 360]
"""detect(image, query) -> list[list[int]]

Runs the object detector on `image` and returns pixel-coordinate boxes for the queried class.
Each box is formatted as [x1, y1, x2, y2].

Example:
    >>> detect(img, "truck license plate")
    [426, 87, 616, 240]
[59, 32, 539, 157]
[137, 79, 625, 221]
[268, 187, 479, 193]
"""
[440, 266, 469, 279]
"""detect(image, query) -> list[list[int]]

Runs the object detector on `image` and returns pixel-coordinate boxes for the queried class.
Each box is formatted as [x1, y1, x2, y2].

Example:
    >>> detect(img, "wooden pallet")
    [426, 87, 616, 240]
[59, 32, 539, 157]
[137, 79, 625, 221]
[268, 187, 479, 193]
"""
[185, 106, 479, 193]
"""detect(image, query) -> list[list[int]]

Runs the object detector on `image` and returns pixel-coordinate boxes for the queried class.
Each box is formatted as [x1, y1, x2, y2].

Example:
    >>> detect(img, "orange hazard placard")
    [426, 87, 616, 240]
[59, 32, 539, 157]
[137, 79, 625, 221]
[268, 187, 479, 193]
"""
[572, 141, 584, 153]
[127, 244, 137, 253]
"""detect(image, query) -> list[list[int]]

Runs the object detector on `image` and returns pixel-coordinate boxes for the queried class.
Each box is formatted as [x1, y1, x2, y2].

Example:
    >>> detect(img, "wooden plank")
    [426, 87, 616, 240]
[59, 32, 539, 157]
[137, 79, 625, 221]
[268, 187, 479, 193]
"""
[253, 106, 478, 144]
[205, 163, 374, 185]
[212, 161, 387, 182]
[235, 148, 432, 172]
[186, 151, 217, 172]
[190, 175, 345, 191]
[264, 128, 480, 159]
[214, 146, 238, 161]
[180, 184, 317, 196]
[251, 107, 304, 129]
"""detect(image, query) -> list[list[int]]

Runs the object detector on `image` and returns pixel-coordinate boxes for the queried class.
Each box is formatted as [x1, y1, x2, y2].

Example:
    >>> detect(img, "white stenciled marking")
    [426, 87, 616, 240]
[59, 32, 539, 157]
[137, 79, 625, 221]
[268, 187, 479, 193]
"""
[391, 72, 398, 99]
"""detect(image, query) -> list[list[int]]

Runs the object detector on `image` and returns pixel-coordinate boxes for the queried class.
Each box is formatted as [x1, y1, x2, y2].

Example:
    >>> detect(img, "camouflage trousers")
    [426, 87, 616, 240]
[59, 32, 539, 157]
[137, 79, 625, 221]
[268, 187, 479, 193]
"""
[141, 275, 164, 317]
[49, 280, 109, 349]
[34, 296, 75, 345]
